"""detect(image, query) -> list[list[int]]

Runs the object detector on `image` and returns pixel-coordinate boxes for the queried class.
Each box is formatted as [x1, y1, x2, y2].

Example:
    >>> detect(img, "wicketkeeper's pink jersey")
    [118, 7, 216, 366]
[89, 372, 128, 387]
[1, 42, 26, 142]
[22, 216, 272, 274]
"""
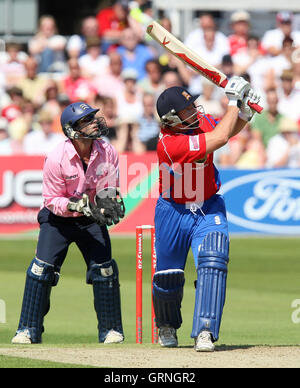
[42, 138, 119, 217]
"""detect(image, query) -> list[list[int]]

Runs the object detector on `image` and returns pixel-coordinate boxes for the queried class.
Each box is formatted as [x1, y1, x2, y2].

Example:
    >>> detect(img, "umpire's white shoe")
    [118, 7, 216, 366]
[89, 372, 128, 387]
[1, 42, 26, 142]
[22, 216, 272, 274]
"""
[11, 330, 32, 344]
[104, 330, 124, 344]
[194, 331, 215, 352]
[158, 326, 178, 348]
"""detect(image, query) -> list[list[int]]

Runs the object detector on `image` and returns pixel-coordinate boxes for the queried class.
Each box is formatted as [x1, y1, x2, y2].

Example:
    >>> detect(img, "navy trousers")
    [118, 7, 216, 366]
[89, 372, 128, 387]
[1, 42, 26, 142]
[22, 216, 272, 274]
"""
[36, 207, 111, 272]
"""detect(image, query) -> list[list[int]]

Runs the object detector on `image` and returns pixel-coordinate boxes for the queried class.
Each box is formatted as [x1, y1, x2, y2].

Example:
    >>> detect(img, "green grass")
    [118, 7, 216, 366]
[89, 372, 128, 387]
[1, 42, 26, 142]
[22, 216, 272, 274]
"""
[0, 355, 96, 368]
[0, 236, 300, 367]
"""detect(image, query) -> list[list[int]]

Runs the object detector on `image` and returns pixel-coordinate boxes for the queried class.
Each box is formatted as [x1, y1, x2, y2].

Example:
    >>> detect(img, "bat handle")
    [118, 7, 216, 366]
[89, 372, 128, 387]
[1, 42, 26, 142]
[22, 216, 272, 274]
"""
[247, 101, 263, 113]
[222, 79, 263, 113]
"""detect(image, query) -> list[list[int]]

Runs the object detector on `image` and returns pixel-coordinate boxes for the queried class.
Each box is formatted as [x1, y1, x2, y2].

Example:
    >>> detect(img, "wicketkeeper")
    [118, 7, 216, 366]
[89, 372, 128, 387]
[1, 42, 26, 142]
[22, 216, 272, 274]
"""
[152, 79, 261, 351]
[12, 102, 125, 344]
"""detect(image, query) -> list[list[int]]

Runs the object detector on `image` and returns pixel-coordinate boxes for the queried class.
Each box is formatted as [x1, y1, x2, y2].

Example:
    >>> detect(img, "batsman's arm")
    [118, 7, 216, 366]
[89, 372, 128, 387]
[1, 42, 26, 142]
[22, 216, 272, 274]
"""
[204, 76, 259, 152]
[229, 117, 248, 139]
[204, 106, 241, 155]
[227, 87, 262, 140]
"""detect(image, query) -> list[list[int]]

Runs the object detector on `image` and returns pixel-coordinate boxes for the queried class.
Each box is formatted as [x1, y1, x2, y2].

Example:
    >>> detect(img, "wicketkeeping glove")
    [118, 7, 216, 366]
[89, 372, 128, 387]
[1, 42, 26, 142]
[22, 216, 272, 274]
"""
[239, 88, 261, 122]
[94, 187, 125, 226]
[225, 76, 251, 108]
[67, 194, 108, 225]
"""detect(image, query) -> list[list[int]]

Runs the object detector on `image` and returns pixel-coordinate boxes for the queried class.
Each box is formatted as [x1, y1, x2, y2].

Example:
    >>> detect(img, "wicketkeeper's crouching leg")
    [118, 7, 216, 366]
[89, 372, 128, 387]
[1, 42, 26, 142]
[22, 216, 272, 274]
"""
[87, 259, 124, 343]
[192, 232, 229, 351]
[152, 269, 185, 347]
[12, 258, 60, 344]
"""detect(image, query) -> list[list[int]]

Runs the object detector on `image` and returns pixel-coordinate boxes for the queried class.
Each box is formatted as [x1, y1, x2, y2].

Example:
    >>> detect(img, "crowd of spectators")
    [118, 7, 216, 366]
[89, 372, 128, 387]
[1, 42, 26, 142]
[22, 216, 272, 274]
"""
[0, 0, 300, 169]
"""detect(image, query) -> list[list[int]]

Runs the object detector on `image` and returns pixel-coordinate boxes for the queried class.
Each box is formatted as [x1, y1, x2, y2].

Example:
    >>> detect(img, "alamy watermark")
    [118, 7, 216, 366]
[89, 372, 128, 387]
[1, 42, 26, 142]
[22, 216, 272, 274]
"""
[95, 157, 206, 206]
[291, 299, 300, 324]
[0, 299, 6, 324]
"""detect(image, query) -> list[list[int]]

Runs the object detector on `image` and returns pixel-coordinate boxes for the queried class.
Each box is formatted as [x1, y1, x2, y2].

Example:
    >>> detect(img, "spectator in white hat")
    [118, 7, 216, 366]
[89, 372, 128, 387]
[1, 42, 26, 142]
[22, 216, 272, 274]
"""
[266, 117, 300, 168]
[228, 10, 251, 56]
[261, 11, 300, 56]
[114, 68, 144, 153]
[277, 69, 300, 123]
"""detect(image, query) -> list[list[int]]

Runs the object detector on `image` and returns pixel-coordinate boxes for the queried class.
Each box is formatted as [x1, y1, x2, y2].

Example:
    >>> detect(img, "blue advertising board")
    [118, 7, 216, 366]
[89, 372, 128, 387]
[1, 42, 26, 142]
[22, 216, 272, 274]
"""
[219, 169, 300, 235]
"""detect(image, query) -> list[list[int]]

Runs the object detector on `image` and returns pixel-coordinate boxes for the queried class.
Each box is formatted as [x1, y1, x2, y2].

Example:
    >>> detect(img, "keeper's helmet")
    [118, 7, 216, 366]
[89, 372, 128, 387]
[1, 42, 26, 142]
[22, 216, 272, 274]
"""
[60, 102, 108, 139]
[156, 86, 203, 130]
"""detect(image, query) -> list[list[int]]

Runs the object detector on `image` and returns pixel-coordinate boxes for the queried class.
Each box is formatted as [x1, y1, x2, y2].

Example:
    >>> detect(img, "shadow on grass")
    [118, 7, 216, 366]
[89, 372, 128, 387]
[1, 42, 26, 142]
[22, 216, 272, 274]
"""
[177, 344, 256, 351]
[215, 344, 256, 351]
[189, 344, 300, 351]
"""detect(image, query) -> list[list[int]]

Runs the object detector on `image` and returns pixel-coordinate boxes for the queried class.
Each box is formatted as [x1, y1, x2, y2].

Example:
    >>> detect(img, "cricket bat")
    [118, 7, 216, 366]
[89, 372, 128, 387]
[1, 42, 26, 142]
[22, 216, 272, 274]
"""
[147, 21, 263, 113]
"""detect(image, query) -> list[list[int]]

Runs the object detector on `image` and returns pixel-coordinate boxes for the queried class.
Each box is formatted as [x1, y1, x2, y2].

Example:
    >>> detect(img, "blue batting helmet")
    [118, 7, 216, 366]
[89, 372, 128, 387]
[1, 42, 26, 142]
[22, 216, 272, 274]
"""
[156, 87, 198, 118]
[156, 87, 202, 129]
[60, 102, 108, 139]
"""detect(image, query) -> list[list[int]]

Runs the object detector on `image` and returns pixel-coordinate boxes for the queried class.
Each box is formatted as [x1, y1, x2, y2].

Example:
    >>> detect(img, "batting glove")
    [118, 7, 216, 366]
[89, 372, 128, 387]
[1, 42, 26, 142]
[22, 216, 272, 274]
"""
[239, 89, 261, 122]
[225, 76, 251, 108]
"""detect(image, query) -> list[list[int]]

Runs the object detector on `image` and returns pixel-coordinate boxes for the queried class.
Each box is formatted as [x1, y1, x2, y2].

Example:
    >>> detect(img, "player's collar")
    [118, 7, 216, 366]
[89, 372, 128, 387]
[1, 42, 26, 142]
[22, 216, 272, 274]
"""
[160, 127, 195, 136]
[186, 129, 194, 135]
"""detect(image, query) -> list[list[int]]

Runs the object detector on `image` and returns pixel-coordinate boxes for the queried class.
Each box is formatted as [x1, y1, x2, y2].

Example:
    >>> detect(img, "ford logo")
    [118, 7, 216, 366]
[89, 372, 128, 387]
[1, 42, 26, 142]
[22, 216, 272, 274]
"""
[219, 169, 300, 234]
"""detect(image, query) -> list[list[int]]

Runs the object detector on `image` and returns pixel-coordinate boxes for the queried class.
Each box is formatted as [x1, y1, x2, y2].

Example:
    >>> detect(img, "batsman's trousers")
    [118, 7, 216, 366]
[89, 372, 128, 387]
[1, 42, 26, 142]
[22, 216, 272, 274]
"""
[154, 194, 229, 271]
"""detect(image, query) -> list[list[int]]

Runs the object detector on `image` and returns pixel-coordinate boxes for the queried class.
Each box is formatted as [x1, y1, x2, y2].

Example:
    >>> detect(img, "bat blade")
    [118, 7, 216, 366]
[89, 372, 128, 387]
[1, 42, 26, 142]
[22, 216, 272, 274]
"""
[147, 22, 227, 88]
[147, 21, 263, 113]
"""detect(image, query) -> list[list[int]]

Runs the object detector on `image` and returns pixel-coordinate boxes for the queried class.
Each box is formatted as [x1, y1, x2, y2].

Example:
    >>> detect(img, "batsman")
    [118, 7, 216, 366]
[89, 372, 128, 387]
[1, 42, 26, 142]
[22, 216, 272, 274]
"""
[152, 79, 261, 351]
[12, 102, 125, 345]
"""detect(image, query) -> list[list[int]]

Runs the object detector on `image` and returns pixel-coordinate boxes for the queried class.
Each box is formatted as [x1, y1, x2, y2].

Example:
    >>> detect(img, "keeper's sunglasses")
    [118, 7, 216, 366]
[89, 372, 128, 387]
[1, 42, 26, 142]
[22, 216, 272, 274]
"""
[74, 113, 109, 139]
[75, 114, 96, 129]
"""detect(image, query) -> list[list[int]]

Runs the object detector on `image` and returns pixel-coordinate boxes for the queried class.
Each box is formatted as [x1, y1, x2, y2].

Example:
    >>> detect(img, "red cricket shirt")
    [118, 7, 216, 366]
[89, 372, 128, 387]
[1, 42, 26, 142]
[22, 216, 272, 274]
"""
[157, 114, 221, 204]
